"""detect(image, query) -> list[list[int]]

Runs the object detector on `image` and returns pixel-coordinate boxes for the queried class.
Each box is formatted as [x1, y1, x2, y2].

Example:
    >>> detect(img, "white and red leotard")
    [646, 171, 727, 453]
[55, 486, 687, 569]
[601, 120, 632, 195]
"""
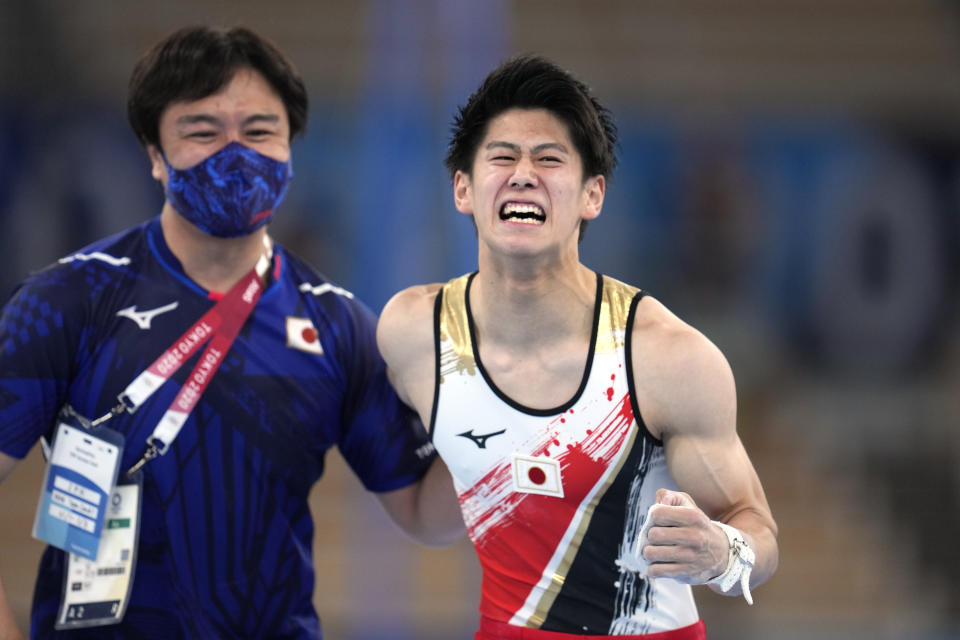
[431, 272, 704, 638]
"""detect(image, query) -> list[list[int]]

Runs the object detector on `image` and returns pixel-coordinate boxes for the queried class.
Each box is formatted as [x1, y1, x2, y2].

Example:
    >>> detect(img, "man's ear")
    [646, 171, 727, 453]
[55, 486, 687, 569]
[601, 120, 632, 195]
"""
[146, 145, 167, 183]
[582, 174, 605, 221]
[453, 170, 474, 215]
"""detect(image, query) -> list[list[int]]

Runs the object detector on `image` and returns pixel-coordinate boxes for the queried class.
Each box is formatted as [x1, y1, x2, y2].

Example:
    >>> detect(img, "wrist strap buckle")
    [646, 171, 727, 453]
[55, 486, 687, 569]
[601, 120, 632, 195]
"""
[709, 521, 756, 605]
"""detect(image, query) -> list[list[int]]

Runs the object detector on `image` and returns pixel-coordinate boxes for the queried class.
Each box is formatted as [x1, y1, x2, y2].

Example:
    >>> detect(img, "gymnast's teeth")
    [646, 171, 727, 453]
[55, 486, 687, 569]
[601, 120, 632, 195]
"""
[500, 203, 546, 223]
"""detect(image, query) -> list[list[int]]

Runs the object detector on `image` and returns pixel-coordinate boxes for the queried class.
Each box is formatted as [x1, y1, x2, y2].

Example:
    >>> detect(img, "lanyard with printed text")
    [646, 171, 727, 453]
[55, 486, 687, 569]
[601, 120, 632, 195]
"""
[92, 251, 271, 476]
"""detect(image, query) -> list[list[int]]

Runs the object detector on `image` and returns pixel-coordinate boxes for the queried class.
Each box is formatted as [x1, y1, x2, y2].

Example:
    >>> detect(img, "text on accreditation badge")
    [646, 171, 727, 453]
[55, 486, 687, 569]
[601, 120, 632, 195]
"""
[32, 412, 124, 561]
[56, 474, 142, 630]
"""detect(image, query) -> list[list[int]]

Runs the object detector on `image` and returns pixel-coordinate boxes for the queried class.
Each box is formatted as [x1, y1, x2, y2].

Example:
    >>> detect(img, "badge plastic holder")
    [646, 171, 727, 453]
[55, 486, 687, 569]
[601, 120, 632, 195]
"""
[55, 470, 143, 629]
[32, 406, 124, 561]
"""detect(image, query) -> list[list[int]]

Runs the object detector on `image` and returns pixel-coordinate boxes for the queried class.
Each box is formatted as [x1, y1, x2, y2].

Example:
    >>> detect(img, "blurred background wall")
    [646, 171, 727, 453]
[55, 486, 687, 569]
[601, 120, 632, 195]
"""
[1, 1, 960, 638]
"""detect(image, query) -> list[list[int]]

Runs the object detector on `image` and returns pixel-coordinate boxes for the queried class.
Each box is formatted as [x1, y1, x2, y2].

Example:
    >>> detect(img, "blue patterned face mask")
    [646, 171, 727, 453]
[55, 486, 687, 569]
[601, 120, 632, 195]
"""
[162, 141, 294, 238]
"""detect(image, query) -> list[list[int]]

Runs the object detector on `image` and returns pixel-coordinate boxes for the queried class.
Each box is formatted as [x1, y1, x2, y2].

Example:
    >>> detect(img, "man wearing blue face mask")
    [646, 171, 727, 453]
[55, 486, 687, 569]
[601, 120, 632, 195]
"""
[0, 26, 463, 639]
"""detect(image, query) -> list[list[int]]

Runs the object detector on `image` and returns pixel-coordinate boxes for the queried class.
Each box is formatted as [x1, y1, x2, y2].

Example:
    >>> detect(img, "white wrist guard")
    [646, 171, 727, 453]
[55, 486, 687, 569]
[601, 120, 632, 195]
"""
[707, 521, 755, 605]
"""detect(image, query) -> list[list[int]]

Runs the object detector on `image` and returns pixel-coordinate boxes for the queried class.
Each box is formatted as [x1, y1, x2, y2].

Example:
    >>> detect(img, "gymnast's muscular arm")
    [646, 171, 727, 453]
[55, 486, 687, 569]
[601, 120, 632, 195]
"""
[0, 451, 26, 640]
[375, 284, 464, 547]
[631, 296, 779, 598]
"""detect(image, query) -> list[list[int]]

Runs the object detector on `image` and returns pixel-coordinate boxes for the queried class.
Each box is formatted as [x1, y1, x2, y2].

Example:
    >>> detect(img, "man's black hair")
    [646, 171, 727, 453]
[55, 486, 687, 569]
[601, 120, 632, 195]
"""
[445, 55, 618, 182]
[127, 25, 308, 150]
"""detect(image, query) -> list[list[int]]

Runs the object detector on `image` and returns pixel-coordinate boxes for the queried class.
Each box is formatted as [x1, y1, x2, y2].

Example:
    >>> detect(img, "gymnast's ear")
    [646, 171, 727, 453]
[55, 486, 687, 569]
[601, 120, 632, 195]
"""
[454, 170, 474, 215]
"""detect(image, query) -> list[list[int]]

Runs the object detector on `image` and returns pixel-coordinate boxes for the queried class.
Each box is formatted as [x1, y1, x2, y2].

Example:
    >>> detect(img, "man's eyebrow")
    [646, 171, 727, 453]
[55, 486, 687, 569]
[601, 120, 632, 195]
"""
[174, 113, 281, 128]
[485, 141, 521, 153]
[175, 114, 223, 127]
[532, 142, 568, 154]
[242, 113, 281, 126]
[484, 141, 569, 154]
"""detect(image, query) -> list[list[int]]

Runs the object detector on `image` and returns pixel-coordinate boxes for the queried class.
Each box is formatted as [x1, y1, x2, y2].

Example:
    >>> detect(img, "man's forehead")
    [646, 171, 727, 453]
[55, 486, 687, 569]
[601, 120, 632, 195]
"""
[482, 109, 574, 142]
[162, 69, 284, 115]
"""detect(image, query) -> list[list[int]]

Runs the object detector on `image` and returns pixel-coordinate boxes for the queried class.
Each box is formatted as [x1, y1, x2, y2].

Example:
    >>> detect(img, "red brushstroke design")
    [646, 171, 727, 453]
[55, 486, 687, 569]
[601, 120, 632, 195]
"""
[460, 392, 636, 622]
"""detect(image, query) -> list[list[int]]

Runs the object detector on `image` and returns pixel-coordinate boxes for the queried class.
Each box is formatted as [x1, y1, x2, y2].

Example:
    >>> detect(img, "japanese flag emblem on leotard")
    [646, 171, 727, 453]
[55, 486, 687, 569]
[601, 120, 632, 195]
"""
[511, 453, 564, 497]
[285, 317, 324, 355]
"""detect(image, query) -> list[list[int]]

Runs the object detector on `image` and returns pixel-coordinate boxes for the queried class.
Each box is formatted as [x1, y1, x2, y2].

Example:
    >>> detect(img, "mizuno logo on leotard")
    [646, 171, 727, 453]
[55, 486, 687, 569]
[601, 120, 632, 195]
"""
[116, 302, 179, 330]
[457, 428, 507, 449]
[59, 251, 131, 266]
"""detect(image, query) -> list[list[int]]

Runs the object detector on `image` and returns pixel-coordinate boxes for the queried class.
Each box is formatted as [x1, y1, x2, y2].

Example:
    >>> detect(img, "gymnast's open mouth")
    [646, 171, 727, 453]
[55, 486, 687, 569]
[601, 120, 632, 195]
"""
[499, 202, 545, 225]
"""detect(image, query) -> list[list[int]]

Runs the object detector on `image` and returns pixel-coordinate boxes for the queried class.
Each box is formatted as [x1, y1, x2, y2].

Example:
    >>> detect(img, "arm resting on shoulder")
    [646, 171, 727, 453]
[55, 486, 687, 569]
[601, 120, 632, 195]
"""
[375, 286, 464, 546]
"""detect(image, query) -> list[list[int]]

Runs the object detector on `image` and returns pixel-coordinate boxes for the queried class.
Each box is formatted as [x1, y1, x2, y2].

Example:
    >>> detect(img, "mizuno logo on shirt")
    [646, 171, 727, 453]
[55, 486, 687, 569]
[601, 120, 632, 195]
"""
[116, 302, 179, 330]
[457, 428, 507, 449]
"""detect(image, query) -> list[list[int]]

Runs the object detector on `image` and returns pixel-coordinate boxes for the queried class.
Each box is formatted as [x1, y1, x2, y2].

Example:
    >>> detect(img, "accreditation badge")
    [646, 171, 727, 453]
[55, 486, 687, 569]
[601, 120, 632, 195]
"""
[32, 407, 124, 561]
[55, 471, 143, 629]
